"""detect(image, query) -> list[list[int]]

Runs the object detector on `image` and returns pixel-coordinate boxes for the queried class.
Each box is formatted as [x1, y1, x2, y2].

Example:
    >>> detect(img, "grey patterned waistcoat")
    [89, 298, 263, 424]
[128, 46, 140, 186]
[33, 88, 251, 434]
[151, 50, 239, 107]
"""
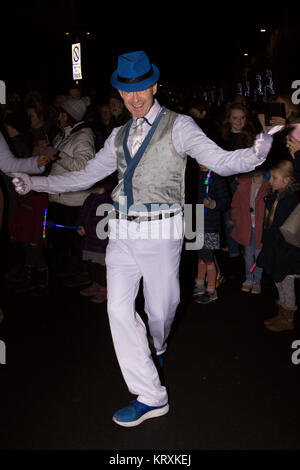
[112, 108, 186, 211]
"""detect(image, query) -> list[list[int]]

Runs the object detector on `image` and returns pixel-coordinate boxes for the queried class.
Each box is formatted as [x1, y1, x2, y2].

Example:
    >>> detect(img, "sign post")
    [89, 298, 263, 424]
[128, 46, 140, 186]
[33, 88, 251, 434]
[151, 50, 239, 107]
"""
[72, 43, 82, 82]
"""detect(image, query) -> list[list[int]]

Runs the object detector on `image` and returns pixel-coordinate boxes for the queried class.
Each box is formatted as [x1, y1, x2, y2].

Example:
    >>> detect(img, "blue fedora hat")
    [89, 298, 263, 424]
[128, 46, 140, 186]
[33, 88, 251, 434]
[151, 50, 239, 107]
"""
[110, 51, 160, 92]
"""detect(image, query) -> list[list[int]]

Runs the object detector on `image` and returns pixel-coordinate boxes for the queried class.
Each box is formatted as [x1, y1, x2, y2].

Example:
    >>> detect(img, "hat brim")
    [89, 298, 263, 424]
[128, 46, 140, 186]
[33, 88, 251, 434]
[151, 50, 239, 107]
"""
[110, 63, 160, 92]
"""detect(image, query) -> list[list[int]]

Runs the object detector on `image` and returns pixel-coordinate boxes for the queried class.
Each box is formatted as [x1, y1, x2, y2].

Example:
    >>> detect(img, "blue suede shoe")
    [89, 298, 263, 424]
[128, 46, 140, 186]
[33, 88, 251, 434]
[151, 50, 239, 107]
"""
[157, 354, 164, 367]
[112, 400, 169, 427]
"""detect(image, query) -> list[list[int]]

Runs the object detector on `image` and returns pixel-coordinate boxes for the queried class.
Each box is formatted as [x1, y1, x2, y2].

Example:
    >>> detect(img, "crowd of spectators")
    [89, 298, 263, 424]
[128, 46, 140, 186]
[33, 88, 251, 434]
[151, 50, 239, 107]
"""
[0, 81, 300, 331]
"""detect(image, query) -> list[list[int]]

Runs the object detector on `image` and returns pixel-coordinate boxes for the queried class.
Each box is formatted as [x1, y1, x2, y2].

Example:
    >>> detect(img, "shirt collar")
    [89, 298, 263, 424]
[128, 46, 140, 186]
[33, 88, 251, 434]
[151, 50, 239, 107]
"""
[133, 99, 161, 126]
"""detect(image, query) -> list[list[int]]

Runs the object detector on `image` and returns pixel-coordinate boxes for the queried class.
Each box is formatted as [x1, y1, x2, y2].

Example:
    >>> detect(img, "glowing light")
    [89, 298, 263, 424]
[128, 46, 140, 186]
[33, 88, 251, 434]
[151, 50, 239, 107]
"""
[204, 170, 212, 215]
[43, 208, 47, 239]
[65, 32, 70, 36]
[244, 53, 249, 56]
[204, 170, 212, 187]
[260, 29, 266, 32]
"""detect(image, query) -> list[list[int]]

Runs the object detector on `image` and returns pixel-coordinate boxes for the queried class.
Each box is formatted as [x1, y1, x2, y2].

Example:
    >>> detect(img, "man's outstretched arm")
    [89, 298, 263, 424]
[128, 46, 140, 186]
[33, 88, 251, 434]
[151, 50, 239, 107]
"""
[12, 128, 119, 195]
[174, 115, 275, 176]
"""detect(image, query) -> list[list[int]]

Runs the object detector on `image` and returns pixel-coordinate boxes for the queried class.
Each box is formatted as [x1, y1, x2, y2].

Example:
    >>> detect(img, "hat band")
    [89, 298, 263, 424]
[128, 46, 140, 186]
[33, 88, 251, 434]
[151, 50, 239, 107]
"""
[117, 66, 154, 84]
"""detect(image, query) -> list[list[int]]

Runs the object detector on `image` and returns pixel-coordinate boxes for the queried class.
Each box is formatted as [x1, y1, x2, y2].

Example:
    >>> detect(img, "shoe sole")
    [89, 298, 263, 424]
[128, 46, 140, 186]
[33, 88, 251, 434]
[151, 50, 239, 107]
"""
[194, 296, 218, 304]
[241, 284, 252, 292]
[112, 404, 169, 427]
[264, 317, 279, 325]
[265, 324, 294, 332]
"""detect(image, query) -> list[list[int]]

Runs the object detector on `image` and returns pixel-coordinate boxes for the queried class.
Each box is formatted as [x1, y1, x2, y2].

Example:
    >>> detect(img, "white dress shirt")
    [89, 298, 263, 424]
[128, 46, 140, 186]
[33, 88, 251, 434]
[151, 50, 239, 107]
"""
[29, 99, 263, 195]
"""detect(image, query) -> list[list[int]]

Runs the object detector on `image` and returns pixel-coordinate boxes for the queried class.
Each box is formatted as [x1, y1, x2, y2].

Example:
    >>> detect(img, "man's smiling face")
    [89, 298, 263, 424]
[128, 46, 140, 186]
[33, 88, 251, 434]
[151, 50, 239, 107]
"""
[118, 84, 157, 118]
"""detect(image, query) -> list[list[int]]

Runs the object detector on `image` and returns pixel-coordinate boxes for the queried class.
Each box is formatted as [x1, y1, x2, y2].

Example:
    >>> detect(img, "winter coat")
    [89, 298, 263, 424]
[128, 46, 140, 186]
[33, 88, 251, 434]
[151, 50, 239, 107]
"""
[77, 191, 113, 253]
[197, 169, 231, 233]
[231, 174, 270, 249]
[256, 182, 300, 282]
[8, 191, 48, 245]
[49, 122, 95, 207]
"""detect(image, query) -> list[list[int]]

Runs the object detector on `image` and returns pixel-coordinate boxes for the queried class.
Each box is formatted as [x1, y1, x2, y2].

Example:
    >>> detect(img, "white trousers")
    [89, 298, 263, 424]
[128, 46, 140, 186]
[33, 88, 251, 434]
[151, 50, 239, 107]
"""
[105, 212, 184, 406]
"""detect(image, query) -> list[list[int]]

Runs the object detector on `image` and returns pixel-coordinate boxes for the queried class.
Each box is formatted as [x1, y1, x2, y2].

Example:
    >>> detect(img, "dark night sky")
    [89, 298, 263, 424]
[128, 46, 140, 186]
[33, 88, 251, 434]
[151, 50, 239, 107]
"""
[1, 1, 299, 98]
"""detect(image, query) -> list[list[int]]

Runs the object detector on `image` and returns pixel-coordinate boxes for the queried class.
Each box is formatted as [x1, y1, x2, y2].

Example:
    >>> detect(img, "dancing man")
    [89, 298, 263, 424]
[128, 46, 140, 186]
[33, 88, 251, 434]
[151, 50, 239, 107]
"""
[12, 51, 273, 427]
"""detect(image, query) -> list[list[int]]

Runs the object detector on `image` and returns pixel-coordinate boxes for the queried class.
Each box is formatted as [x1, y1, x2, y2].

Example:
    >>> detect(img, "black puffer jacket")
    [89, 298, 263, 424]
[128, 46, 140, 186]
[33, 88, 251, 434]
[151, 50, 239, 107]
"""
[256, 182, 300, 282]
[197, 169, 231, 233]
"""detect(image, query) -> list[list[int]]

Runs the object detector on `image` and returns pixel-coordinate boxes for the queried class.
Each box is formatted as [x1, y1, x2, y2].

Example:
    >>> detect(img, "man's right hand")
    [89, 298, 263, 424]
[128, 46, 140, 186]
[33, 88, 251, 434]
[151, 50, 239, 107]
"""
[11, 173, 33, 195]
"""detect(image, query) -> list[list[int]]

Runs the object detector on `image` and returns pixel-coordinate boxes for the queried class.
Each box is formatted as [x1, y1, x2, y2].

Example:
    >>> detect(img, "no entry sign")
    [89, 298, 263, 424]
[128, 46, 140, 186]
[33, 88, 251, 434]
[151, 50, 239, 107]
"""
[72, 43, 82, 80]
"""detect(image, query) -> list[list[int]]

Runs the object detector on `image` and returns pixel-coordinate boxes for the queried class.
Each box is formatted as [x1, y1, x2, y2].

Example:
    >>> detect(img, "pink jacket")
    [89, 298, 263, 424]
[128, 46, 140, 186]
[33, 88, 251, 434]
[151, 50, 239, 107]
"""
[231, 174, 270, 249]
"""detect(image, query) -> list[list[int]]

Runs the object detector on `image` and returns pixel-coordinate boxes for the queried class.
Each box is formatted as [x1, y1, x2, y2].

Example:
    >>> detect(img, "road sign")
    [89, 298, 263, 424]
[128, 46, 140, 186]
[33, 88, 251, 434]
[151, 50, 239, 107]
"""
[72, 43, 82, 80]
[0, 80, 6, 104]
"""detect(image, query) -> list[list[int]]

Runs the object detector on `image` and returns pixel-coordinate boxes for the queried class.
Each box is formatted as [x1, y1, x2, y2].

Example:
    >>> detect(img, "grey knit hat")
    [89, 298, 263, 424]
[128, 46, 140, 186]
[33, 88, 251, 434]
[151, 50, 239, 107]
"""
[61, 98, 87, 121]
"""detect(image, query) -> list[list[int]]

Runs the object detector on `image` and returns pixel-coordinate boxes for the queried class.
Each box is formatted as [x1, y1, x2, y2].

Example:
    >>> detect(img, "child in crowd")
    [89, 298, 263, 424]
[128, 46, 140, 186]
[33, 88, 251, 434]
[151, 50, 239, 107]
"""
[194, 165, 230, 304]
[219, 102, 256, 257]
[256, 160, 300, 331]
[230, 169, 270, 294]
[76, 176, 114, 304]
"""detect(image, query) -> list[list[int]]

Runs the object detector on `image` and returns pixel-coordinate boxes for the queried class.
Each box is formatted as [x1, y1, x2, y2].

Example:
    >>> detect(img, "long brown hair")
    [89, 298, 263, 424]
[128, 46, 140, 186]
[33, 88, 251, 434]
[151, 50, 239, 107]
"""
[221, 102, 256, 148]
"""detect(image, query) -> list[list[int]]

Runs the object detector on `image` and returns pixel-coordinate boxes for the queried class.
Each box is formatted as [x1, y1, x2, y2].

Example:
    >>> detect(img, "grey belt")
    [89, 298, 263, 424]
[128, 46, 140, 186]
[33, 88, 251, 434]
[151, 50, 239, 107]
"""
[111, 208, 182, 223]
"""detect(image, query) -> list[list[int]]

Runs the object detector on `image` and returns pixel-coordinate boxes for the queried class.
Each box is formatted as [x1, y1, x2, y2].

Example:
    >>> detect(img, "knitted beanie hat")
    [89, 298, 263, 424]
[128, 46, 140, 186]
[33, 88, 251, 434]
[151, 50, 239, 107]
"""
[61, 98, 87, 121]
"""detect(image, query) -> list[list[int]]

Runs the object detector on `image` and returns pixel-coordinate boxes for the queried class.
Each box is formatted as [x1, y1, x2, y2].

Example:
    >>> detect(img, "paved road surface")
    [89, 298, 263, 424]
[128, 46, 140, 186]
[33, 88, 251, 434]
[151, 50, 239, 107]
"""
[0, 250, 299, 452]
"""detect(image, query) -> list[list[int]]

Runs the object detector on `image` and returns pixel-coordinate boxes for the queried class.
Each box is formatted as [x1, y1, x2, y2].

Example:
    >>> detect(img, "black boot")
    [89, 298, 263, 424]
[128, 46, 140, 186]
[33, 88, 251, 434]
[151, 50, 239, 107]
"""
[14, 266, 36, 295]
[31, 266, 49, 296]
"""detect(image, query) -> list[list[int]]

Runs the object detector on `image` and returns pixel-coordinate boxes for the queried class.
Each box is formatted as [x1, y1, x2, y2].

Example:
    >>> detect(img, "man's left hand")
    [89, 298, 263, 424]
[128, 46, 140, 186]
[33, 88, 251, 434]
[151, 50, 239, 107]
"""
[252, 132, 273, 160]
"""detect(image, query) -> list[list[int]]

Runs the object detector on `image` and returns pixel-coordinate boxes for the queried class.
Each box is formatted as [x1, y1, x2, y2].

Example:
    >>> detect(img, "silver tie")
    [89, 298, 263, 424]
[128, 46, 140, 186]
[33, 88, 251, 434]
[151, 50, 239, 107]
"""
[131, 118, 143, 156]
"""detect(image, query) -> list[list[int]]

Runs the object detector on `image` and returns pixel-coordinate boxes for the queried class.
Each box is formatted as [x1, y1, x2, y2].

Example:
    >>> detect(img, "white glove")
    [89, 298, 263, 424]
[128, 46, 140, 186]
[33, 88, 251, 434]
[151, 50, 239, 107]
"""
[253, 132, 273, 160]
[11, 173, 33, 195]
[252, 125, 284, 160]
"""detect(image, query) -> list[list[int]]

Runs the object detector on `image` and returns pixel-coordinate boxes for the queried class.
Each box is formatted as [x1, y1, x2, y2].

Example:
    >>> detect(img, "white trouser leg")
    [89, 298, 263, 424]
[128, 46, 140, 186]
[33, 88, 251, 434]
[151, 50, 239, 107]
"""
[106, 236, 168, 407]
[134, 213, 183, 355]
[140, 237, 183, 355]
